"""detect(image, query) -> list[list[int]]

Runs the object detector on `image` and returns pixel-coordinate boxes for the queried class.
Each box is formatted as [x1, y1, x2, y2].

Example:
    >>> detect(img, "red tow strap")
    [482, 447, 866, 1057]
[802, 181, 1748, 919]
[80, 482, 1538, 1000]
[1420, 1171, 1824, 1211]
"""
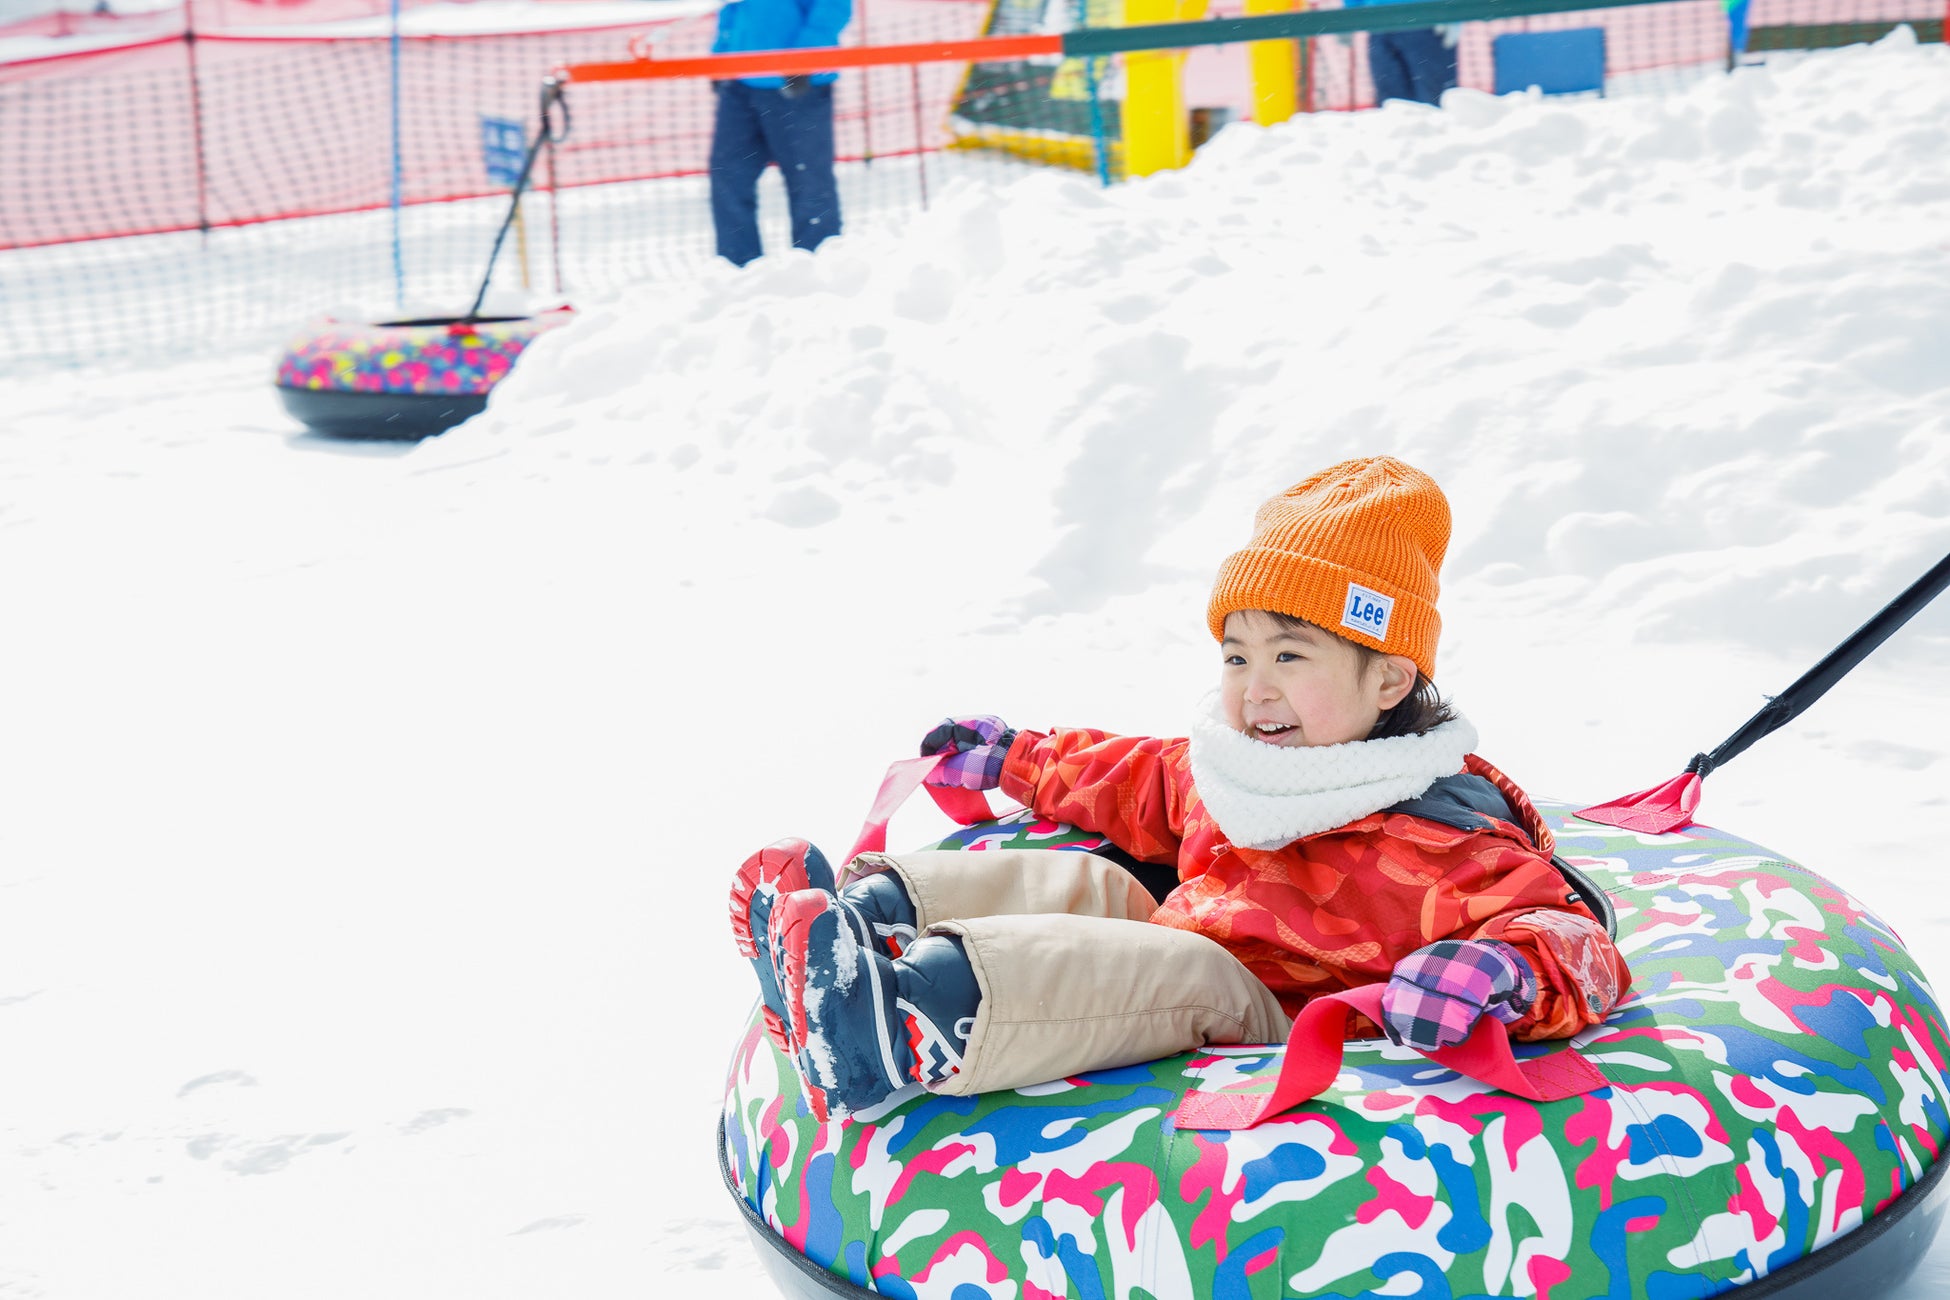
[1575, 770, 1703, 835]
[844, 756, 997, 869]
[1173, 984, 1608, 1131]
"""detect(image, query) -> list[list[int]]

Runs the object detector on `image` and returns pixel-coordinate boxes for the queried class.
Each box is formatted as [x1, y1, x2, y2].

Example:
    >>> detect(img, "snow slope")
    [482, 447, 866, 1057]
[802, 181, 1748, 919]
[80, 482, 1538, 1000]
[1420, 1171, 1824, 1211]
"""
[0, 30, 1946, 1300]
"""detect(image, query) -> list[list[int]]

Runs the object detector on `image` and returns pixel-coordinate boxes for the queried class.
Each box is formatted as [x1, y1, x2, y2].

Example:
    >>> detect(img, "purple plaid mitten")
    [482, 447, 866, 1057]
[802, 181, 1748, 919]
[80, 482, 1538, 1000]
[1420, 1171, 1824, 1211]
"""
[1380, 938, 1537, 1051]
[920, 715, 1018, 792]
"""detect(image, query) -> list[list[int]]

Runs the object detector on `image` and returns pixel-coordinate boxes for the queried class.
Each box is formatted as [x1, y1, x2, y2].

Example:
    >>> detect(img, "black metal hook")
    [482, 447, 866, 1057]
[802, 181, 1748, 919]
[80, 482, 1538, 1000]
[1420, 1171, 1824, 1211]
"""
[465, 77, 573, 323]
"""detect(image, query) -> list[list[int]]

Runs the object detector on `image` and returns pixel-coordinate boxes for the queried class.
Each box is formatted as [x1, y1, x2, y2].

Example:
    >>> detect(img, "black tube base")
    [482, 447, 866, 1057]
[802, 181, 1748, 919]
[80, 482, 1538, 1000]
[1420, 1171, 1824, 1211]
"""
[277, 385, 490, 440]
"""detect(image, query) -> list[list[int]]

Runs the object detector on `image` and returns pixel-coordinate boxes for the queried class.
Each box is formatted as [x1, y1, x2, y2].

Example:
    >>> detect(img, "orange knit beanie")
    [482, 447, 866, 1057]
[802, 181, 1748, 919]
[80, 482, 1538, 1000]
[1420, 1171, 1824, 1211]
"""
[1206, 456, 1451, 679]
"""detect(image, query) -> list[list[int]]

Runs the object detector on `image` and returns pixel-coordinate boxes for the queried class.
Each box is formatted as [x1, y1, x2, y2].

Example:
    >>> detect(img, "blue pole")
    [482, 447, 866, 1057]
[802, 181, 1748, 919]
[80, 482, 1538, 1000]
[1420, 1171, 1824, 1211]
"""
[1084, 56, 1112, 188]
[389, 0, 404, 309]
[1725, 0, 1751, 65]
[1078, 0, 1112, 188]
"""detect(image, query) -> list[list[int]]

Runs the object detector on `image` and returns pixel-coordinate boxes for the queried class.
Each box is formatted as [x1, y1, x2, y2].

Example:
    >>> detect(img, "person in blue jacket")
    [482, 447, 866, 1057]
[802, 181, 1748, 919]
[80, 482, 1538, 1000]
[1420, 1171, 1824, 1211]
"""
[1344, 0, 1459, 107]
[708, 0, 853, 266]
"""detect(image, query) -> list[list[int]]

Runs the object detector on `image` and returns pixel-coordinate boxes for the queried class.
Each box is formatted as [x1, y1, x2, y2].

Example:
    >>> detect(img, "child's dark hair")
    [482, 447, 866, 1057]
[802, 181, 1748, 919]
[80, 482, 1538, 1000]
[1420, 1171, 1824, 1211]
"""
[1266, 612, 1458, 740]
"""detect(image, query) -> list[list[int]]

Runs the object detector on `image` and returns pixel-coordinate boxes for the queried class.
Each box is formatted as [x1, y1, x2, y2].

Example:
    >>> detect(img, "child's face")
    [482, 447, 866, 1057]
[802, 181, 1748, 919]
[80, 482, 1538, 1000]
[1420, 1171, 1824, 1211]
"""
[1219, 610, 1416, 747]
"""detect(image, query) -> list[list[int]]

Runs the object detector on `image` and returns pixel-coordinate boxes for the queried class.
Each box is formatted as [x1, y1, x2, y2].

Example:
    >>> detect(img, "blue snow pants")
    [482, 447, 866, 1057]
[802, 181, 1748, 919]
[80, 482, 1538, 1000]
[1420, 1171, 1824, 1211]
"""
[1369, 28, 1457, 106]
[708, 80, 843, 267]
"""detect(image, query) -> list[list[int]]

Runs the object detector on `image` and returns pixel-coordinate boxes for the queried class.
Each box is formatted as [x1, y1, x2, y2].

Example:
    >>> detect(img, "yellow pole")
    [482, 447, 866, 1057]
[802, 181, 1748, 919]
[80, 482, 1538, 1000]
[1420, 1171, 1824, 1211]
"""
[1245, 0, 1301, 126]
[1119, 0, 1207, 176]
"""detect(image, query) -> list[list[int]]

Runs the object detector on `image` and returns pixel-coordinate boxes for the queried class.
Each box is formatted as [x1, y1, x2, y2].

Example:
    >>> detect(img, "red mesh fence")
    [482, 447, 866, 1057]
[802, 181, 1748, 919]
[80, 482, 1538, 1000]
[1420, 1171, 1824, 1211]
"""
[0, 0, 1942, 365]
[0, 0, 1005, 251]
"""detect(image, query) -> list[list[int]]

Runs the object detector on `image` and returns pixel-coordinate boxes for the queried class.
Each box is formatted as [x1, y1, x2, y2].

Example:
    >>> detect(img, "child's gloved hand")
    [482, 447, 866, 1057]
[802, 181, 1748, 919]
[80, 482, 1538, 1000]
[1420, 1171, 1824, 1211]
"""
[920, 715, 1017, 791]
[1380, 938, 1536, 1051]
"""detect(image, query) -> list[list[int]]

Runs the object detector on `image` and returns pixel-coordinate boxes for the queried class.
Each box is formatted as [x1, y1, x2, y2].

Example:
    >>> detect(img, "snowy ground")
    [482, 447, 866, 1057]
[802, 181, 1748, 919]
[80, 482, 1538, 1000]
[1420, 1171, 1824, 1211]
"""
[2, 30, 1948, 1300]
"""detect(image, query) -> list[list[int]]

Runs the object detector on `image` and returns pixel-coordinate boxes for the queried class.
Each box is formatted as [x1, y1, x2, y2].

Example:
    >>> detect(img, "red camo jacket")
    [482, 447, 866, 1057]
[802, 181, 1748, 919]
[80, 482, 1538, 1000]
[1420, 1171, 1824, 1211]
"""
[999, 728, 1632, 1040]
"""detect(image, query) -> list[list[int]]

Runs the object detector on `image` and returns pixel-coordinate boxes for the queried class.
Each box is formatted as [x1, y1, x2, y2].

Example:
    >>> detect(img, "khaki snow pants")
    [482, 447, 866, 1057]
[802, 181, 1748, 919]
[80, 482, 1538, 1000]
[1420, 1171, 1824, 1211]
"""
[848, 849, 1291, 1096]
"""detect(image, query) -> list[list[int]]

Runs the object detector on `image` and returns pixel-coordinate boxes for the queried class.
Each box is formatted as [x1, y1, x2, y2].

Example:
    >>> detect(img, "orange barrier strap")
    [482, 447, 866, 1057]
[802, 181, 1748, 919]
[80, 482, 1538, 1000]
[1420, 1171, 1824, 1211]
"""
[567, 0, 1688, 85]
[563, 0, 1681, 83]
[561, 32, 1064, 82]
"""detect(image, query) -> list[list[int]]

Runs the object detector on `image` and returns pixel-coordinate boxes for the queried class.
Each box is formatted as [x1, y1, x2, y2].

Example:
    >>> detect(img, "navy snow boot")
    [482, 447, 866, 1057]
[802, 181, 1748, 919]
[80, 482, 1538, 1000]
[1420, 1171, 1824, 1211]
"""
[839, 868, 919, 957]
[768, 888, 980, 1121]
[730, 841, 919, 1051]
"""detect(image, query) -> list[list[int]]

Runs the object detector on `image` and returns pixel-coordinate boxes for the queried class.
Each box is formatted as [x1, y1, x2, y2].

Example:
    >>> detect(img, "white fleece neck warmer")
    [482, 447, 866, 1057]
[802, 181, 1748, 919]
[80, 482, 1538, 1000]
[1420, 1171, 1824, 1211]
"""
[1187, 694, 1478, 850]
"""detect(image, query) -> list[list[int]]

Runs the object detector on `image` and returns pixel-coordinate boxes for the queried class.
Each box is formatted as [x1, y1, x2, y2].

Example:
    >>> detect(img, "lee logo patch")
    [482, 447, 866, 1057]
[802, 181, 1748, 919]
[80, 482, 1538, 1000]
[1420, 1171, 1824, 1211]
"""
[1340, 582, 1394, 642]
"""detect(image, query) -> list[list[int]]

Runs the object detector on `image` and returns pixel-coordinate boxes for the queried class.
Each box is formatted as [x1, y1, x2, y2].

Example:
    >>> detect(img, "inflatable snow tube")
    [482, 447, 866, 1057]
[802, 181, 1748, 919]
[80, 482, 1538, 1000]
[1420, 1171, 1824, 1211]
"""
[273, 308, 572, 440]
[719, 803, 1950, 1300]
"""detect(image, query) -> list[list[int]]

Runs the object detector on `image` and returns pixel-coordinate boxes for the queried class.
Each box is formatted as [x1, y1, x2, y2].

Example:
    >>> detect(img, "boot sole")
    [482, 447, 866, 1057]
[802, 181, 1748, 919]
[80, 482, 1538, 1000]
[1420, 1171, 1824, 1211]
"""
[729, 839, 832, 1051]
[769, 889, 839, 1123]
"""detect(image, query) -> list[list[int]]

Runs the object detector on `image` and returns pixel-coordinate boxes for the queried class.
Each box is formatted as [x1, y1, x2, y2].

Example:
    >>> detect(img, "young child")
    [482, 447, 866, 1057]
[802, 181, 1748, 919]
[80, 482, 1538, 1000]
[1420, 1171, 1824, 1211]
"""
[730, 456, 1630, 1121]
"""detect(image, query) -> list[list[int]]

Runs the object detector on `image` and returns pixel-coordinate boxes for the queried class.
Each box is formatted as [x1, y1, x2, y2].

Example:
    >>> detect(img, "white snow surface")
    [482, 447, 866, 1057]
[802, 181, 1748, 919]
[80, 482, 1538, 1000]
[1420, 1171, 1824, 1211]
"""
[3, 31, 1949, 1300]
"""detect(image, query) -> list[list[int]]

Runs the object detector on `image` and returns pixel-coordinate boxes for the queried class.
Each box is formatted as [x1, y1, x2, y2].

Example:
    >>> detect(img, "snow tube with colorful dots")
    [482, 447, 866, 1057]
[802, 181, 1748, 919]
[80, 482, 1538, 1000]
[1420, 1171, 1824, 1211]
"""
[273, 308, 572, 439]
[719, 803, 1950, 1300]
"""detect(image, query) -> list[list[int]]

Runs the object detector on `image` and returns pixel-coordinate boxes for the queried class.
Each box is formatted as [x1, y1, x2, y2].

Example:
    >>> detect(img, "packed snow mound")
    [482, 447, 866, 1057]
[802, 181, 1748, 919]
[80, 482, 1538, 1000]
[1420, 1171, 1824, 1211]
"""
[441, 33, 1949, 666]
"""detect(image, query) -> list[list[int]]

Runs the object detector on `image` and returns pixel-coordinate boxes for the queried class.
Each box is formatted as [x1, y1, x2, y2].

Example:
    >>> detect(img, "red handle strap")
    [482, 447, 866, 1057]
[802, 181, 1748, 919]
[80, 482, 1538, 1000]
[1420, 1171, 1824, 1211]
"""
[1173, 983, 1608, 1130]
[843, 755, 998, 870]
[1575, 769, 1703, 835]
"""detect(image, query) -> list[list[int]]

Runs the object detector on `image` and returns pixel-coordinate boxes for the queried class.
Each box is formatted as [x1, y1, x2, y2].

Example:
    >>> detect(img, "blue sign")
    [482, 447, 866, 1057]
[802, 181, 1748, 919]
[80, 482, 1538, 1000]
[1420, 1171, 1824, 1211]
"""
[480, 115, 528, 188]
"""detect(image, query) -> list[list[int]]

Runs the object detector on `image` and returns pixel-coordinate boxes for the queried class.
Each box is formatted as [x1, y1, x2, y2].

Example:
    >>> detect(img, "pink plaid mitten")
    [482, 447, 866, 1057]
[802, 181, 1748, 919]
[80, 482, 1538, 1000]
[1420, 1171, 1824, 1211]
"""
[920, 715, 1017, 792]
[1380, 938, 1537, 1051]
